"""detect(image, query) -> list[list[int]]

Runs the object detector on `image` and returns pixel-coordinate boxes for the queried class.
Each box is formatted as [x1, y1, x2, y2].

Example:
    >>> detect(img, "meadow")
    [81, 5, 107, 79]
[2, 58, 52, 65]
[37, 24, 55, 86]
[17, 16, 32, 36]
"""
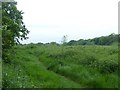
[2, 44, 119, 88]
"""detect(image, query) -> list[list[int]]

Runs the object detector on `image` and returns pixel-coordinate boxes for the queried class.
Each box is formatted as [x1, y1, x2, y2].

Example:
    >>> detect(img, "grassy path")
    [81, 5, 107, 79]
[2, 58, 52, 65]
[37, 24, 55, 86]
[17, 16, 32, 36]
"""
[2, 45, 118, 88]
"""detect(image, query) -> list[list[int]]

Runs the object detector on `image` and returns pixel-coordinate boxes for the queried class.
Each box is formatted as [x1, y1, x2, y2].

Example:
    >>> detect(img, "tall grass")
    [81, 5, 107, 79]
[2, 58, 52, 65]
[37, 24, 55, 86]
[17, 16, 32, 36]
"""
[2, 44, 118, 88]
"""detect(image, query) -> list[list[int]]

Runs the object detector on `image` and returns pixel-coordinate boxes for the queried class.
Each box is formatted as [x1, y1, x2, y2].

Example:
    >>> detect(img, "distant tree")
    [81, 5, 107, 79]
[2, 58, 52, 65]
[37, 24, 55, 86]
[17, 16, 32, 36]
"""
[78, 39, 87, 45]
[50, 42, 59, 46]
[66, 33, 118, 46]
[85, 39, 94, 45]
[67, 40, 76, 46]
[37, 42, 44, 45]
[61, 35, 68, 45]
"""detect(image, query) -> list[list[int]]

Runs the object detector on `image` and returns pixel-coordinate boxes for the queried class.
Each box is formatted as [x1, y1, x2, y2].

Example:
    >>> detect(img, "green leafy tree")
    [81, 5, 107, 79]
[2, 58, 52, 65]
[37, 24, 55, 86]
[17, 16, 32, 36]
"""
[66, 40, 76, 46]
[2, 2, 29, 62]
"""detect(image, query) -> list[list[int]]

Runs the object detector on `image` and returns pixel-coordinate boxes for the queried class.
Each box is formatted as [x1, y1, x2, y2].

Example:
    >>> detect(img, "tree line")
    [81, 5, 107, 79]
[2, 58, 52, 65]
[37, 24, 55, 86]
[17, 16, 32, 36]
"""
[66, 33, 119, 46]
[36, 33, 119, 46]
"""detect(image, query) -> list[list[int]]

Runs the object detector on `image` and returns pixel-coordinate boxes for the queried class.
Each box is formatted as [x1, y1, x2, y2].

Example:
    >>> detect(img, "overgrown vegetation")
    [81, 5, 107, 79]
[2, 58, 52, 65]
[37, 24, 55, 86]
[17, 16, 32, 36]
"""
[2, 44, 118, 88]
[1, 1, 119, 89]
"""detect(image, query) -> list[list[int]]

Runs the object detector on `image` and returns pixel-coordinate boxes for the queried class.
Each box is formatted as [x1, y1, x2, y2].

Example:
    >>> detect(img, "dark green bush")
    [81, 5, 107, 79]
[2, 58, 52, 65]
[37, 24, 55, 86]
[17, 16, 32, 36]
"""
[79, 55, 97, 65]
[98, 61, 118, 73]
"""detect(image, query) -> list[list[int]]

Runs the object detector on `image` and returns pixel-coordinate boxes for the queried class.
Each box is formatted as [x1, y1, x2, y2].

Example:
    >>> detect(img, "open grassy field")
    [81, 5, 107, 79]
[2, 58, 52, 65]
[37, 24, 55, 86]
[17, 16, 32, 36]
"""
[2, 44, 118, 88]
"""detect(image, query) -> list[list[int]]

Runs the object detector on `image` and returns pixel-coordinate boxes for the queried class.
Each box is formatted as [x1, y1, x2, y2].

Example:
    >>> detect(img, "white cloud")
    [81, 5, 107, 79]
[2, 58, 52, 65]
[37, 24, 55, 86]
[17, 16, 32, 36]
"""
[16, 0, 119, 43]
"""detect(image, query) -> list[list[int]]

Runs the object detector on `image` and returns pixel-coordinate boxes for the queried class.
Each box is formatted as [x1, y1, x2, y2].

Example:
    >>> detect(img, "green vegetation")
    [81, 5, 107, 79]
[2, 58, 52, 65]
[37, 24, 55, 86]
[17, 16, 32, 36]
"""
[2, 2, 29, 62]
[1, 1, 119, 89]
[66, 33, 118, 46]
[2, 44, 118, 88]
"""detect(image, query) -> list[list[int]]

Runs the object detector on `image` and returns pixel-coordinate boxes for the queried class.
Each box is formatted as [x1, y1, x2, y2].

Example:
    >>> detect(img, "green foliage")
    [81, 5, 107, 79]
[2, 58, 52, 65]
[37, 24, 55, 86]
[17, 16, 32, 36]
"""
[67, 33, 118, 46]
[2, 63, 33, 88]
[2, 2, 29, 62]
[1, 1, 119, 88]
[3, 45, 118, 88]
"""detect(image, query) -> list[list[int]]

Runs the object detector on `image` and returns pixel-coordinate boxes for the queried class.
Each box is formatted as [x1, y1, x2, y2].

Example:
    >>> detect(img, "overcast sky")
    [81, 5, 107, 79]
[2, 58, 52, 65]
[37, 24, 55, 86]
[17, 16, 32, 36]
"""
[16, 0, 119, 44]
